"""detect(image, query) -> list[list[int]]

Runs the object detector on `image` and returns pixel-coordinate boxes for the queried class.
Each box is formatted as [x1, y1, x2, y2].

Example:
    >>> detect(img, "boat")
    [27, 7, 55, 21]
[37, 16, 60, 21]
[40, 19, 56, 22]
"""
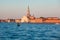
[17, 23, 20, 26]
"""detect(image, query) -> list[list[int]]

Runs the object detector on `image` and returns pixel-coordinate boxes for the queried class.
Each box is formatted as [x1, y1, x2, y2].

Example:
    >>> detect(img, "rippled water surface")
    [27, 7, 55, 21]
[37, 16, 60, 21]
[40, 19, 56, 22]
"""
[0, 22, 60, 40]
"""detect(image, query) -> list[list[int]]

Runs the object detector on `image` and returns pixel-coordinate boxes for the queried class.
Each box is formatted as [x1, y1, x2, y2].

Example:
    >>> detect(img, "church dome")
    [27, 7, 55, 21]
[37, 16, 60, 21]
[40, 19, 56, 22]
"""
[21, 16, 29, 22]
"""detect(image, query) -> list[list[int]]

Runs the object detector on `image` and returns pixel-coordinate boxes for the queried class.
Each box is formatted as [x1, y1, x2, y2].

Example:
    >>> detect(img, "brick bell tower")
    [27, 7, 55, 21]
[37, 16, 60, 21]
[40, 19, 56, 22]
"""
[26, 6, 31, 17]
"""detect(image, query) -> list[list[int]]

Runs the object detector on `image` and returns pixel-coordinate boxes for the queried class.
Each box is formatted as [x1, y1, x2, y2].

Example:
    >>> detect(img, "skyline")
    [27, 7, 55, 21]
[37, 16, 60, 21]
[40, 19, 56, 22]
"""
[0, 0, 60, 19]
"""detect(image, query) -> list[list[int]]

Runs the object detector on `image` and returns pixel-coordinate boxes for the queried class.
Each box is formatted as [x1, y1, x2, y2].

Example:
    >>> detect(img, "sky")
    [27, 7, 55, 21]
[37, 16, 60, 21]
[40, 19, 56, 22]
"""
[0, 0, 60, 19]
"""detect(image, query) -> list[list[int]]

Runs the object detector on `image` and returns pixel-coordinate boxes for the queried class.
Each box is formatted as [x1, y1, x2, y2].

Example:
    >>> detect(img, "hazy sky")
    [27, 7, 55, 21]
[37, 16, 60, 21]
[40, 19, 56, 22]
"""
[0, 0, 60, 19]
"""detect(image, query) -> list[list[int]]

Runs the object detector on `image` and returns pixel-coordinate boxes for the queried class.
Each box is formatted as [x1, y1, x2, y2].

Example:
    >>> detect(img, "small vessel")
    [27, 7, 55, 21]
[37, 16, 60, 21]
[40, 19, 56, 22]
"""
[17, 23, 20, 26]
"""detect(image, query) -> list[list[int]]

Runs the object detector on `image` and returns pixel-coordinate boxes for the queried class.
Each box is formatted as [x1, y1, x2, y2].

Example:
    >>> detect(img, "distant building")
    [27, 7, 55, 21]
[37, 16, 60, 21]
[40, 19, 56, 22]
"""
[21, 6, 44, 23]
[26, 6, 31, 17]
[47, 17, 59, 20]
[21, 16, 29, 22]
[30, 18, 43, 23]
[43, 17, 60, 23]
[15, 19, 21, 23]
[5, 19, 10, 22]
[21, 6, 35, 23]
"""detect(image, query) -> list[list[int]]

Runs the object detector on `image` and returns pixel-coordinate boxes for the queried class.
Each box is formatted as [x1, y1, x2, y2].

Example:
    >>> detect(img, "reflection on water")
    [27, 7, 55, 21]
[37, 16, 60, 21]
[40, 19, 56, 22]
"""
[0, 22, 60, 40]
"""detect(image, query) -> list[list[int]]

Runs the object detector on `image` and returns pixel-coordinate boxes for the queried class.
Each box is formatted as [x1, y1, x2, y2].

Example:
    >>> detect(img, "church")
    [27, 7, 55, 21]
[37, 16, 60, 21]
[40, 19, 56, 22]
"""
[21, 6, 35, 23]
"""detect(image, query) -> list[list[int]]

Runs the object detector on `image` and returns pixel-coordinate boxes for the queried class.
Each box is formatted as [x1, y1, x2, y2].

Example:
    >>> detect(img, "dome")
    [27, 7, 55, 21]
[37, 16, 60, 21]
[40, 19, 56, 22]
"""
[21, 16, 29, 22]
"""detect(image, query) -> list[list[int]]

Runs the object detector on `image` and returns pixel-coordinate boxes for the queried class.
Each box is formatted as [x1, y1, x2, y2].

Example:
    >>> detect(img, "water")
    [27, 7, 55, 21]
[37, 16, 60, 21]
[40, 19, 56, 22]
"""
[0, 22, 60, 40]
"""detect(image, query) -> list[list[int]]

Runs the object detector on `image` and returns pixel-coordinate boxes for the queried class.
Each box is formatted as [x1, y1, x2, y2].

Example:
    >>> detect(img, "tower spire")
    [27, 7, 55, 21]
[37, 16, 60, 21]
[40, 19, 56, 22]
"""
[27, 5, 31, 17]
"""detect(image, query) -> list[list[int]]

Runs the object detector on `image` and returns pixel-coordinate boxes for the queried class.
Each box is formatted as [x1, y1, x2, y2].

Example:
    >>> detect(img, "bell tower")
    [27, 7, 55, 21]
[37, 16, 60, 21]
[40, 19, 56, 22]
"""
[26, 6, 31, 17]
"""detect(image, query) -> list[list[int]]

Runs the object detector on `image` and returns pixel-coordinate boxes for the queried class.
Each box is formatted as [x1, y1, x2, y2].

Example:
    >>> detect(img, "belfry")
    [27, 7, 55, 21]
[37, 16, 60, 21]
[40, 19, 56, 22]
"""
[26, 6, 31, 17]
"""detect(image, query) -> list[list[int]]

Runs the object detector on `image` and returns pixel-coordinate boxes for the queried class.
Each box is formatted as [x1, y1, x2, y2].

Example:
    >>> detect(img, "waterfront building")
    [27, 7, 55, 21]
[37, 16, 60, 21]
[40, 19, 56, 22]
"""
[47, 17, 59, 20]
[21, 16, 29, 22]
[43, 17, 60, 23]
[30, 18, 43, 23]
[5, 19, 10, 22]
[15, 19, 21, 23]
[44, 19, 60, 23]
[10, 19, 15, 22]
[21, 6, 35, 23]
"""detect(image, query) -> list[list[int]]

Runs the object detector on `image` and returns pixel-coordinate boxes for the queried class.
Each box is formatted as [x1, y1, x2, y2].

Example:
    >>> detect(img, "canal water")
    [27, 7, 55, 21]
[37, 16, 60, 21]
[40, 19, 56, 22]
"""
[0, 22, 60, 40]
